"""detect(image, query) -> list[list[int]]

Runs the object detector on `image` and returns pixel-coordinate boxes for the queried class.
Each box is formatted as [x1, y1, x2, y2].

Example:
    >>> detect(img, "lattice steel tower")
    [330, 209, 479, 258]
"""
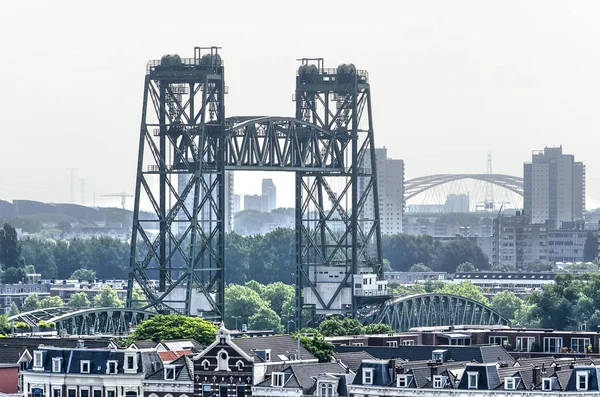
[294, 59, 387, 325]
[127, 47, 226, 318]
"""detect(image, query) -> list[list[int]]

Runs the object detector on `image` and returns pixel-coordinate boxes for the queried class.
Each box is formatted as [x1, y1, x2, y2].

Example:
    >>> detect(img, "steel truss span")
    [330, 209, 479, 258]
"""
[127, 48, 387, 324]
[9, 308, 156, 335]
[404, 174, 524, 200]
[373, 293, 510, 332]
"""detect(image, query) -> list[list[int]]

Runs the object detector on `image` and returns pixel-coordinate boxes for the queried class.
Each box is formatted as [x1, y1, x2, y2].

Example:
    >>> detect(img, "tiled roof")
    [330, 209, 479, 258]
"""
[0, 345, 28, 365]
[291, 362, 348, 391]
[161, 340, 203, 352]
[131, 340, 160, 349]
[234, 335, 316, 362]
[158, 350, 193, 363]
[333, 351, 375, 372]
[145, 354, 193, 382]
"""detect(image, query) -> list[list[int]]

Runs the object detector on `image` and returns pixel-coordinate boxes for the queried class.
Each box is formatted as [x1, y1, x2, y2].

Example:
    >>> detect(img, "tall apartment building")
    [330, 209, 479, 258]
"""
[524, 146, 585, 227]
[177, 171, 234, 234]
[360, 147, 404, 234]
[243, 194, 262, 212]
[261, 178, 277, 213]
[492, 211, 550, 269]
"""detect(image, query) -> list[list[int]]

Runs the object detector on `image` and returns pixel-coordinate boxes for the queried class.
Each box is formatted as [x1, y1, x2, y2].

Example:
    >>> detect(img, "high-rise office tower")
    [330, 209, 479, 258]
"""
[523, 146, 585, 227]
[360, 147, 404, 234]
[261, 178, 277, 213]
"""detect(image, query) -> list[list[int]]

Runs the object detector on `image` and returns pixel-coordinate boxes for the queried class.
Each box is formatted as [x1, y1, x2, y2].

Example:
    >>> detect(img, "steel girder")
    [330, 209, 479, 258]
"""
[373, 293, 510, 332]
[50, 308, 156, 336]
[128, 47, 226, 318]
[404, 174, 524, 200]
[294, 59, 385, 326]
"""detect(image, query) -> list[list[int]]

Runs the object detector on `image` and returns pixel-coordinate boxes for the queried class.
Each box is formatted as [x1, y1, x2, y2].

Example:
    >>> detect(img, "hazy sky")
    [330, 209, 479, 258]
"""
[2, 1, 599, 209]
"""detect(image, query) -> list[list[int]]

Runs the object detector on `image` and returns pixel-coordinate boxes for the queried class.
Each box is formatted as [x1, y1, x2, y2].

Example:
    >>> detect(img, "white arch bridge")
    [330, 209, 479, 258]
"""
[404, 174, 524, 200]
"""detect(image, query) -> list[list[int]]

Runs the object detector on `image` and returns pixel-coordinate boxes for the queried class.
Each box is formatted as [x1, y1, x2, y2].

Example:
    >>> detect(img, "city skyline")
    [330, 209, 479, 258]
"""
[2, 2, 600, 209]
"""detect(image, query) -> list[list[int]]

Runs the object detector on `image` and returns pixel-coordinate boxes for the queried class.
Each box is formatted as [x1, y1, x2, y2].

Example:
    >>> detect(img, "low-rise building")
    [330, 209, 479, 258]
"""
[0, 283, 51, 314]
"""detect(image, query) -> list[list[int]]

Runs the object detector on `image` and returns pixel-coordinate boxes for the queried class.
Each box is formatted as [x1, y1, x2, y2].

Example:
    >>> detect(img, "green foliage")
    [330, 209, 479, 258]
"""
[93, 286, 124, 308]
[318, 317, 363, 337]
[409, 263, 432, 272]
[8, 302, 19, 316]
[130, 288, 147, 309]
[388, 283, 426, 296]
[249, 307, 283, 333]
[436, 281, 489, 304]
[490, 262, 516, 272]
[224, 285, 269, 329]
[295, 333, 333, 363]
[130, 314, 217, 344]
[0, 315, 10, 334]
[38, 320, 56, 329]
[14, 321, 30, 329]
[456, 262, 477, 272]
[381, 234, 489, 272]
[559, 262, 598, 273]
[490, 291, 523, 322]
[262, 282, 294, 318]
[40, 296, 64, 309]
[363, 323, 394, 334]
[584, 232, 598, 262]
[521, 260, 555, 272]
[0, 224, 22, 269]
[68, 292, 91, 308]
[2, 267, 25, 284]
[70, 268, 96, 281]
[22, 293, 41, 312]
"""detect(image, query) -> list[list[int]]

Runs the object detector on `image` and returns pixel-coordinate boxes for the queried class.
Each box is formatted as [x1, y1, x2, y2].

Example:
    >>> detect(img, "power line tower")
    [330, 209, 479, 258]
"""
[294, 60, 385, 325]
[485, 150, 494, 210]
[79, 178, 86, 206]
[127, 48, 226, 318]
[67, 168, 78, 204]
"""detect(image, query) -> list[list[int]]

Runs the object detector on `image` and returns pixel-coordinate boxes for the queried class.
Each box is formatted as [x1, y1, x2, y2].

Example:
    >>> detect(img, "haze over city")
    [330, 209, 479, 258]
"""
[1, 1, 600, 208]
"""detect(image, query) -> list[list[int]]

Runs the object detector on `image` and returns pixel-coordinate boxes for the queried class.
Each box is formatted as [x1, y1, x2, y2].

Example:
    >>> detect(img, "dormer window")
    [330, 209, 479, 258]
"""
[362, 368, 374, 385]
[542, 378, 553, 391]
[576, 372, 589, 391]
[33, 351, 43, 368]
[319, 383, 334, 397]
[467, 372, 478, 389]
[80, 360, 90, 374]
[164, 365, 176, 380]
[107, 360, 117, 374]
[126, 355, 135, 370]
[52, 358, 61, 373]
[397, 375, 411, 388]
[272, 372, 285, 387]
[505, 377, 518, 390]
[433, 375, 446, 389]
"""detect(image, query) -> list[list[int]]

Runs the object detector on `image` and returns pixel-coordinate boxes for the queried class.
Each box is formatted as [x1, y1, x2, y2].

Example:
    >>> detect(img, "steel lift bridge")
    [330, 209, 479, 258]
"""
[126, 47, 388, 326]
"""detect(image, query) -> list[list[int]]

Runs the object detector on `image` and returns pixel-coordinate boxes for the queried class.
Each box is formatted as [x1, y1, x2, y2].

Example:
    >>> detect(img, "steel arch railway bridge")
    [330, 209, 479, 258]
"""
[372, 293, 510, 332]
[404, 174, 524, 201]
[9, 307, 156, 336]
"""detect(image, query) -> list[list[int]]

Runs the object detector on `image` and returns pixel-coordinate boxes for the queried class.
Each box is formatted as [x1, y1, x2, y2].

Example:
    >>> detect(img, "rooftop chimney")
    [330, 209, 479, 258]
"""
[533, 365, 541, 385]
[76, 339, 85, 349]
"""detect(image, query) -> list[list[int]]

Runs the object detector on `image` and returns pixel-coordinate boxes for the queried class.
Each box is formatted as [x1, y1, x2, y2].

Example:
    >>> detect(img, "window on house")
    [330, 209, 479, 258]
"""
[386, 341, 398, 347]
[93, 390, 101, 397]
[32, 388, 44, 397]
[53, 389, 61, 397]
[68, 390, 76, 397]
[202, 385, 211, 397]
[576, 372, 589, 391]
[467, 372, 478, 389]
[106, 392, 114, 397]
[127, 355, 135, 370]
[543, 337, 563, 353]
[81, 390, 89, 397]
[107, 361, 117, 374]
[397, 375, 409, 387]
[236, 361, 244, 371]
[52, 358, 61, 373]
[202, 360, 210, 370]
[363, 368, 374, 385]
[265, 351, 271, 361]
[516, 337, 535, 352]
[489, 336, 508, 346]
[505, 377, 516, 390]
[236, 385, 245, 397]
[81, 360, 90, 374]
[34, 351, 43, 368]
[433, 376, 444, 389]
[272, 373, 285, 387]
[219, 385, 228, 397]
[572, 338, 591, 353]
[164, 366, 176, 380]
[402, 340, 414, 346]
[319, 383, 334, 397]
[542, 378, 552, 391]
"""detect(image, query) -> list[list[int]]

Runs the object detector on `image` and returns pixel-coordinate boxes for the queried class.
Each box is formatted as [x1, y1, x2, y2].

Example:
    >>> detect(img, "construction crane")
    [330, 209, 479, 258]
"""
[101, 192, 133, 209]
